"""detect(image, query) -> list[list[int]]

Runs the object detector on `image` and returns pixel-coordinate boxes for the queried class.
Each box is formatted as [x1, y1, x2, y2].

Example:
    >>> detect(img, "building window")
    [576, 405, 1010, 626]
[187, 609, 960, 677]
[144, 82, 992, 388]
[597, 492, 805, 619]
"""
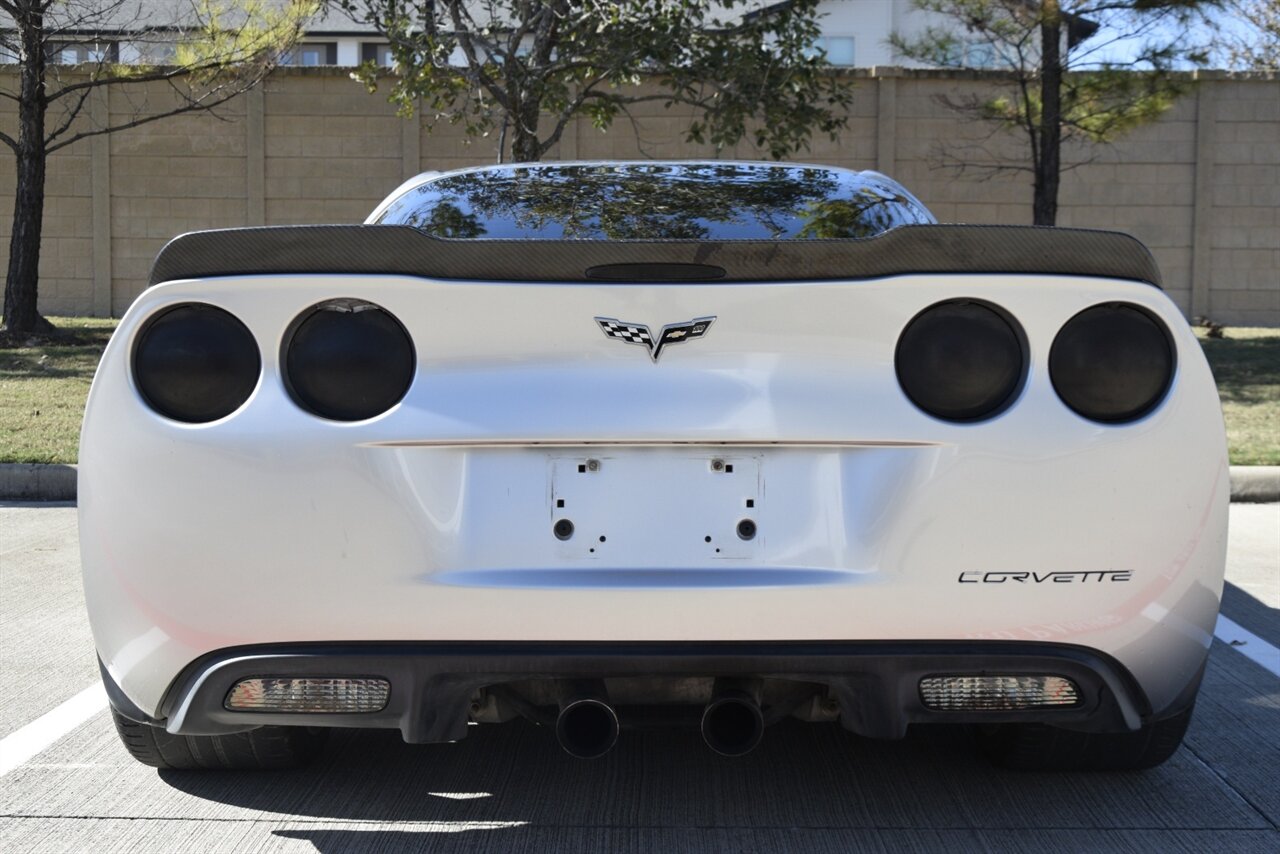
[281, 42, 338, 66]
[816, 36, 855, 67]
[127, 39, 178, 65]
[48, 41, 120, 65]
[361, 42, 396, 67]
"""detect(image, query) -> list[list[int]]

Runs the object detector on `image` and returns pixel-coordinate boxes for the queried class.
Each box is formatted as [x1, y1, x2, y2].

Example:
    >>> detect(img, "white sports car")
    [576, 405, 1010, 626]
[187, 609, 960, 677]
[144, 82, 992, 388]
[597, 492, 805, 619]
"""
[80, 162, 1228, 771]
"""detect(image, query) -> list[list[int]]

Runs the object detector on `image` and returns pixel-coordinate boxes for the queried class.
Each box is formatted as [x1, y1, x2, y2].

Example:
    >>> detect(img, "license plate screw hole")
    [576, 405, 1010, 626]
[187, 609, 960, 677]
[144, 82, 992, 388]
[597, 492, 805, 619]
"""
[737, 519, 757, 540]
[586, 459, 600, 472]
[554, 519, 575, 540]
[710, 459, 725, 472]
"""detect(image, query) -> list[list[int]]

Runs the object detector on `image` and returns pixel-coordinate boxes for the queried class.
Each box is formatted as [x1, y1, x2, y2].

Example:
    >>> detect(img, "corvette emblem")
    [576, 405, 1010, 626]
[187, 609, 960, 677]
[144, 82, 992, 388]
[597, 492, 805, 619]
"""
[595, 316, 716, 362]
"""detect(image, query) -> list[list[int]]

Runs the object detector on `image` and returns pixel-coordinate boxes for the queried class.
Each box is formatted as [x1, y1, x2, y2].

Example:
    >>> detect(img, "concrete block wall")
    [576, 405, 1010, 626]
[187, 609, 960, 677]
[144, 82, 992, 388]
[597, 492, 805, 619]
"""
[1206, 79, 1280, 322]
[1, 67, 1276, 325]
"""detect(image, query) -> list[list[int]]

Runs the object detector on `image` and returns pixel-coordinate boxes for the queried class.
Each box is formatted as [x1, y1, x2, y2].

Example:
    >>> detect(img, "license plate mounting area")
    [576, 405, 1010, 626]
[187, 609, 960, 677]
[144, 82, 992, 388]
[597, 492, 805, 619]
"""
[549, 452, 762, 562]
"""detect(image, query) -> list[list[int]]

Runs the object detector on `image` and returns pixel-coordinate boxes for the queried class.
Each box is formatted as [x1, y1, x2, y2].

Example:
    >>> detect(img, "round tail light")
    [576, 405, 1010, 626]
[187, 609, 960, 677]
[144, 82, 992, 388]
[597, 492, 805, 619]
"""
[284, 300, 415, 421]
[1049, 303, 1175, 423]
[895, 299, 1027, 422]
[132, 303, 260, 423]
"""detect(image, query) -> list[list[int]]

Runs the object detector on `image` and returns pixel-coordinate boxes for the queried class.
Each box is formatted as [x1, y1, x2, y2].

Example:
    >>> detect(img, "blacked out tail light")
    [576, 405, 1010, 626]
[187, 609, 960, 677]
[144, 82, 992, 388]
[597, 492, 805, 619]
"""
[225, 677, 390, 713]
[920, 675, 1080, 711]
[1049, 303, 1175, 423]
[284, 299, 415, 421]
[132, 303, 260, 423]
[895, 299, 1027, 422]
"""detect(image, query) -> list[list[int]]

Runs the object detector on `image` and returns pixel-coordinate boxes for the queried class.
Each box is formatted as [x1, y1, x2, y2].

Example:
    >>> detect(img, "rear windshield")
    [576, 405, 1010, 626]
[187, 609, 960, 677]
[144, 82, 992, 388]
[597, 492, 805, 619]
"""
[373, 162, 935, 240]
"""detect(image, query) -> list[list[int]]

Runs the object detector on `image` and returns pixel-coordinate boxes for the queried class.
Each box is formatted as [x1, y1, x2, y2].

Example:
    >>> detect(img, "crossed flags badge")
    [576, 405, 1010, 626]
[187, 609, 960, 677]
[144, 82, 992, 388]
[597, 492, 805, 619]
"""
[595, 316, 716, 362]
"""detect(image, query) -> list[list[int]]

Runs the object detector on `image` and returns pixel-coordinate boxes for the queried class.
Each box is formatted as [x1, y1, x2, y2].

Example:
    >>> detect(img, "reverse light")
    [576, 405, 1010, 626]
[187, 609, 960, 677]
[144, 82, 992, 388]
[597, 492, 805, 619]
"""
[224, 677, 390, 713]
[919, 675, 1080, 711]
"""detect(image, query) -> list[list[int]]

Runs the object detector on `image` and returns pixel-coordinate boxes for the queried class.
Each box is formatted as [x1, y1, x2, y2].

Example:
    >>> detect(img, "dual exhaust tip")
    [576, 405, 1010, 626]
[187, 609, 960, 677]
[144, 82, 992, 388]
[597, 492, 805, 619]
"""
[555, 688, 620, 760]
[555, 679, 764, 759]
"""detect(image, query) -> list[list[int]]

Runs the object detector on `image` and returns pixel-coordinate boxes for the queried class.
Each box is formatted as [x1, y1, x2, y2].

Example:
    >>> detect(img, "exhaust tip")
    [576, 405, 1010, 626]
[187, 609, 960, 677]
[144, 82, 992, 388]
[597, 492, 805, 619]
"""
[556, 698, 620, 759]
[702, 693, 765, 757]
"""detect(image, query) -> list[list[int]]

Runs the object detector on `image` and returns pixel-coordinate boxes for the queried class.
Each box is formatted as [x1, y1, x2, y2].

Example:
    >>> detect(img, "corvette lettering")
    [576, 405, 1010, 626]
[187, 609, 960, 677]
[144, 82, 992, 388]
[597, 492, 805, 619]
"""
[958, 570, 1133, 584]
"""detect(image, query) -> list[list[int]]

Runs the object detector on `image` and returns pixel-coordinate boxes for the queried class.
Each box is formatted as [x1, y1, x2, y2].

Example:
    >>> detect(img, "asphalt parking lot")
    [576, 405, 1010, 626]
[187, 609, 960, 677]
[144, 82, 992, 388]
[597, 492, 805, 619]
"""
[1, 503, 1277, 853]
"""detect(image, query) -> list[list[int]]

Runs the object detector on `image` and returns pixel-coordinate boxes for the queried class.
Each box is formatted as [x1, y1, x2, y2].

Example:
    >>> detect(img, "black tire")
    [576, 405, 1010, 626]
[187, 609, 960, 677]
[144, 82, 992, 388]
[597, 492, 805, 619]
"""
[111, 707, 327, 770]
[977, 705, 1194, 771]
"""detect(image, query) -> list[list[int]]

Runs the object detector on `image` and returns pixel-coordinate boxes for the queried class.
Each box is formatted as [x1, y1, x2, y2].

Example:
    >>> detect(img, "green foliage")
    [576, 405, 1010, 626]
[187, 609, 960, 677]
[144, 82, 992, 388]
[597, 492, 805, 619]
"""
[979, 69, 1189, 143]
[175, 0, 320, 75]
[340, 0, 852, 162]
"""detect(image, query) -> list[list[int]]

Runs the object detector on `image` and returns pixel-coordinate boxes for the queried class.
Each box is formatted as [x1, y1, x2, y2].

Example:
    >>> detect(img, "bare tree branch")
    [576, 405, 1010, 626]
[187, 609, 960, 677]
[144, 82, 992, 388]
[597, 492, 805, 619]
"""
[44, 84, 96, 146]
[2, 0, 314, 334]
[45, 80, 253, 151]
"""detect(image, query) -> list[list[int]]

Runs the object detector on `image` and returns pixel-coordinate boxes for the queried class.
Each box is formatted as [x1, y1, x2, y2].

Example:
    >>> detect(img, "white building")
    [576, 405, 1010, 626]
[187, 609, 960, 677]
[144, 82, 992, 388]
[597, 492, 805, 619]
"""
[2, 1, 951, 69]
[807, 0, 929, 68]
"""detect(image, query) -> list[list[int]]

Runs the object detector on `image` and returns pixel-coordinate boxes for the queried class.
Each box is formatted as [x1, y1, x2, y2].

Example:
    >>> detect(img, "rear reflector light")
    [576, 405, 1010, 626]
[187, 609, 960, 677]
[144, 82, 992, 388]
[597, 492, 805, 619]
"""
[919, 675, 1080, 711]
[224, 677, 390, 713]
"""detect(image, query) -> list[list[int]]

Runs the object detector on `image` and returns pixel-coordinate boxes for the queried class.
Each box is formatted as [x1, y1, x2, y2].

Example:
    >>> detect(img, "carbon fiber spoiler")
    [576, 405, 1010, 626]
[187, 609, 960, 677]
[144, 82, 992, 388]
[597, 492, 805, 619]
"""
[149, 223, 1162, 288]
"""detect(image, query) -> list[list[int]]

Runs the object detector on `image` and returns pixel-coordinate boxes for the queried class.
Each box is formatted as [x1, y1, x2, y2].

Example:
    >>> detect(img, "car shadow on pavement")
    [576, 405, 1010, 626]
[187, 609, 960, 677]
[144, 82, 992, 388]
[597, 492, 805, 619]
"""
[1221, 581, 1280, 649]
[157, 709, 1274, 853]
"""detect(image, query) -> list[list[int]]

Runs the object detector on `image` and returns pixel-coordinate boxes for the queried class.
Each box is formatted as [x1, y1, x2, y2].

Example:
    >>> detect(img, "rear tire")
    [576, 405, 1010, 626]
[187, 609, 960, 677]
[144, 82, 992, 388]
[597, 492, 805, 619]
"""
[111, 707, 327, 770]
[977, 705, 1194, 771]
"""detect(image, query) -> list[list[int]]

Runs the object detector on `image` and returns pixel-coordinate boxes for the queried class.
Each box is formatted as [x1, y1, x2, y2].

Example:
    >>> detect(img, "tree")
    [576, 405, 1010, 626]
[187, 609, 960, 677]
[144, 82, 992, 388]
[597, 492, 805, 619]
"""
[337, 0, 852, 164]
[1, 0, 314, 336]
[891, 0, 1220, 225]
[1224, 0, 1278, 69]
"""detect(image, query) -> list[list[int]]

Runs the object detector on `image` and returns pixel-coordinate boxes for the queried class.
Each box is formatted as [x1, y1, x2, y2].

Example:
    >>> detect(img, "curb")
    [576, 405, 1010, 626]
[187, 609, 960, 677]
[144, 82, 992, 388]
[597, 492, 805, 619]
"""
[3, 463, 1277, 504]
[0, 464, 78, 502]
[1230, 466, 1280, 504]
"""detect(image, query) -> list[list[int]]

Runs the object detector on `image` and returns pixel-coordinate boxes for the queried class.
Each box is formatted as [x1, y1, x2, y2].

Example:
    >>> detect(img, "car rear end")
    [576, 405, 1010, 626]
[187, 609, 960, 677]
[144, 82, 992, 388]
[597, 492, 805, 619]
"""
[80, 163, 1228, 769]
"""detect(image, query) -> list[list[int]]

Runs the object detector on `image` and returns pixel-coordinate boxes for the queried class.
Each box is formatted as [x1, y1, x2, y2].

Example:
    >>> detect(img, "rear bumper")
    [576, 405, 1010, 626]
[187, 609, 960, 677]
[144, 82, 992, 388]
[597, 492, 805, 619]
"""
[110, 640, 1199, 743]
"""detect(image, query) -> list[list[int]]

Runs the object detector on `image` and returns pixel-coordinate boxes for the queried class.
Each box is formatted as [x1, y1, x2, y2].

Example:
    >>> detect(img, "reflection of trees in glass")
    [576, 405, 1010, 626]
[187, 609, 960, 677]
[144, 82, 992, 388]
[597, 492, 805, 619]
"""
[380, 164, 935, 240]
[797, 189, 932, 239]
[412, 203, 486, 239]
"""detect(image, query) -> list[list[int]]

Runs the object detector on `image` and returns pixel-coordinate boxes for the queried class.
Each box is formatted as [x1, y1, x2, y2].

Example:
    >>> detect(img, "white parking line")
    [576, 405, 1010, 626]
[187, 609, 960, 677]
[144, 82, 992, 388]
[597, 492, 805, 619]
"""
[1214, 613, 1280, 678]
[0, 683, 108, 776]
